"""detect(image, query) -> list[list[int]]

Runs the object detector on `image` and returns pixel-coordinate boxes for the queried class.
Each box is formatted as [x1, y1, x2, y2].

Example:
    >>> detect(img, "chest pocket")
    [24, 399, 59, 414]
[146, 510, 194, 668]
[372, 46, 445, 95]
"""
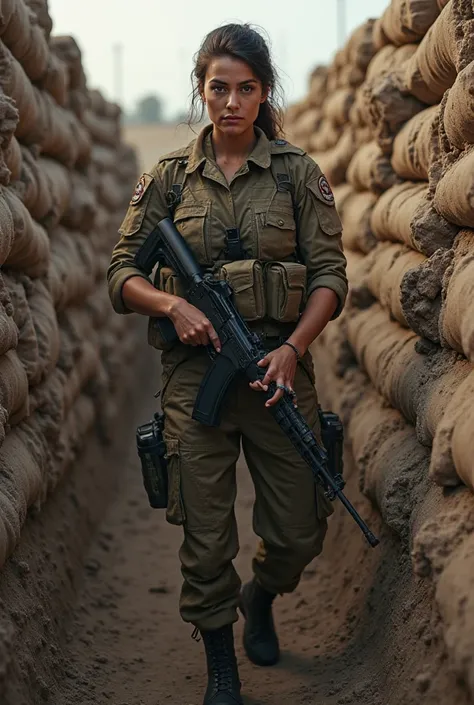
[173, 202, 211, 265]
[254, 201, 297, 261]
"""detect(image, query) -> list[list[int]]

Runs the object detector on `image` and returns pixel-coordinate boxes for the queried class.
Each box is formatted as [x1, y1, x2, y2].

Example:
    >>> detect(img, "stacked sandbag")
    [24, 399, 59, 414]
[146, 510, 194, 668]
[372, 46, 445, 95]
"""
[286, 1, 474, 694]
[0, 1, 140, 568]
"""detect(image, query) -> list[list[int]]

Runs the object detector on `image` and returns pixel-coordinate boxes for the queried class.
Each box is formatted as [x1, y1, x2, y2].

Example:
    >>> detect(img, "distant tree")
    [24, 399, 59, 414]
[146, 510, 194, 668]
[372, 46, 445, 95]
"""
[135, 94, 164, 124]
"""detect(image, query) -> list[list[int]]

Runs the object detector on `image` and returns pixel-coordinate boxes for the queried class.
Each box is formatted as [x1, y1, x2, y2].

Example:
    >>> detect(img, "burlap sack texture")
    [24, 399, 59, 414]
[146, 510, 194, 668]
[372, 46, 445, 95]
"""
[285, 0, 474, 693]
[0, 1, 140, 569]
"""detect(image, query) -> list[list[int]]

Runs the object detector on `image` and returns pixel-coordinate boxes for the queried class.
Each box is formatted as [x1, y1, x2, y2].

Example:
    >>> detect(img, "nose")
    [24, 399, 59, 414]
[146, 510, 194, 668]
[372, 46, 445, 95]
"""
[226, 90, 240, 112]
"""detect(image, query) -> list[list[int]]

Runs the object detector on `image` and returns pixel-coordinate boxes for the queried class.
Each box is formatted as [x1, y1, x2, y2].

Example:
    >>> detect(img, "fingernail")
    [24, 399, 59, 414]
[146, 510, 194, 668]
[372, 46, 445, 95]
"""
[263, 385, 268, 391]
[216, 348, 221, 353]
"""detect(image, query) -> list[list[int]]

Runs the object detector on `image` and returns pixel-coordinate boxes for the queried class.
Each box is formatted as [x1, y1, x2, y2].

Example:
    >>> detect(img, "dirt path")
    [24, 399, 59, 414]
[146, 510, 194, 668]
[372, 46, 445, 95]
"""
[47, 391, 467, 705]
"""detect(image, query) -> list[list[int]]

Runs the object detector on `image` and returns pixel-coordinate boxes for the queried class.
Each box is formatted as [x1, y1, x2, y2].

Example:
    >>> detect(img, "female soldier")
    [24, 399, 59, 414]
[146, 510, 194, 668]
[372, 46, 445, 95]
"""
[107, 23, 347, 705]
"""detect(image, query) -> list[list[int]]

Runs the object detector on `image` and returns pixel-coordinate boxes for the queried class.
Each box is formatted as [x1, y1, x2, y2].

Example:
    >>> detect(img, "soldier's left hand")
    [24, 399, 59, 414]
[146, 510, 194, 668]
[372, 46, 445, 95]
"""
[249, 346, 298, 407]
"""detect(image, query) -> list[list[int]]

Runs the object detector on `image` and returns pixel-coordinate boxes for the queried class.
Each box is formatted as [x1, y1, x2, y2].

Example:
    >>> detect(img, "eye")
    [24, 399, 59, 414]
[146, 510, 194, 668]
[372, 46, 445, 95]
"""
[211, 85, 226, 93]
[241, 85, 254, 93]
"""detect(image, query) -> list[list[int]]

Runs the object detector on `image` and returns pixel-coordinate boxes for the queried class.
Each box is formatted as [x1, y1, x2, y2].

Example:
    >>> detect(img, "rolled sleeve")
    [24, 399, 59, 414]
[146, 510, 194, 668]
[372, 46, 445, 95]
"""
[296, 160, 348, 319]
[107, 167, 169, 315]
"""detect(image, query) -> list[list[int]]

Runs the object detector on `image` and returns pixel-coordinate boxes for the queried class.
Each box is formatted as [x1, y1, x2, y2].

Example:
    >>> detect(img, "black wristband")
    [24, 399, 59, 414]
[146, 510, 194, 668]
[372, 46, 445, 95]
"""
[282, 341, 301, 359]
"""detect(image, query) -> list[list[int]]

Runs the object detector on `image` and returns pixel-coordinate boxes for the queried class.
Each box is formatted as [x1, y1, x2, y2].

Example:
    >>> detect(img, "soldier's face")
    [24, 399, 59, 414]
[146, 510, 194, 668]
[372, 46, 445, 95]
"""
[202, 56, 268, 135]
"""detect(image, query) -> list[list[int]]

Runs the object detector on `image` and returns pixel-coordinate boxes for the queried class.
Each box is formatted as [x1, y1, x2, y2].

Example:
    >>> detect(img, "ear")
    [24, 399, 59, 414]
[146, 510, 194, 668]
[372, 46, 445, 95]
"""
[260, 86, 269, 104]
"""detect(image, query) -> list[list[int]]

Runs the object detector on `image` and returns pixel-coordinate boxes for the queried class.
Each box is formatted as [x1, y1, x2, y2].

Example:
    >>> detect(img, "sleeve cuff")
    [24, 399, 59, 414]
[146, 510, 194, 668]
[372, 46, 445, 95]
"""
[108, 266, 151, 315]
[307, 275, 348, 320]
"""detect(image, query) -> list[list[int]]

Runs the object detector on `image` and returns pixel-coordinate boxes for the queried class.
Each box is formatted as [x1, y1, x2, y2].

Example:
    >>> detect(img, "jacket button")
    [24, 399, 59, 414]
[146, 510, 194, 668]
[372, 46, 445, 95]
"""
[278, 219, 284, 226]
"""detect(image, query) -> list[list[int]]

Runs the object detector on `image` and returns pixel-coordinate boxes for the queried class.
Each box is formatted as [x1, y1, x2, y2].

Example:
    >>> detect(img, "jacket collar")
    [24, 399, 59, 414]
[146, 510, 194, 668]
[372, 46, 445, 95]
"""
[185, 123, 272, 174]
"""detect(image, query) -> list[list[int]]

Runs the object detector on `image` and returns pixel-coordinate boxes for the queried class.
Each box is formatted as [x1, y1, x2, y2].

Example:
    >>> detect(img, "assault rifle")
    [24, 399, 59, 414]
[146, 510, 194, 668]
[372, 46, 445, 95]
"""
[135, 217, 379, 548]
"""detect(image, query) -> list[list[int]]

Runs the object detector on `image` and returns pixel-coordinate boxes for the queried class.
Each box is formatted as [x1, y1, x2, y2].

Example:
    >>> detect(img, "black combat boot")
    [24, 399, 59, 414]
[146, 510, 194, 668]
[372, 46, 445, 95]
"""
[239, 578, 280, 667]
[200, 624, 243, 705]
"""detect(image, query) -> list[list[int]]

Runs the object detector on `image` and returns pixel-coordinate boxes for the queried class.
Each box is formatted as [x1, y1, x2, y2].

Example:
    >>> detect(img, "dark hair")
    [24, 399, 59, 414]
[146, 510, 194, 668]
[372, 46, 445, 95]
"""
[189, 23, 284, 140]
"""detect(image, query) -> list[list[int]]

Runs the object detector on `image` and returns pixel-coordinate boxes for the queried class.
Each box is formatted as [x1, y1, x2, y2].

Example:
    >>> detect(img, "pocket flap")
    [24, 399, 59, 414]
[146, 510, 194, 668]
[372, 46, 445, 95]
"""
[221, 260, 260, 294]
[174, 204, 207, 222]
[307, 181, 342, 236]
[282, 262, 307, 289]
[265, 210, 296, 230]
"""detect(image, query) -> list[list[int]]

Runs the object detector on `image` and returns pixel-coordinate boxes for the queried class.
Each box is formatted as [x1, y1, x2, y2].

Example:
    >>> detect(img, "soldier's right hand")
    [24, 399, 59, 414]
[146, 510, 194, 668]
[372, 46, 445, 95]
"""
[168, 298, 221, 352]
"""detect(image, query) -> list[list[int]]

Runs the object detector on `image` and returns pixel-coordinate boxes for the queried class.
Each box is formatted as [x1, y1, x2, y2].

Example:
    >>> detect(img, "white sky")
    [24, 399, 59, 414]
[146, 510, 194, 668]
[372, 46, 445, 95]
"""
[48, 0, 389, 118]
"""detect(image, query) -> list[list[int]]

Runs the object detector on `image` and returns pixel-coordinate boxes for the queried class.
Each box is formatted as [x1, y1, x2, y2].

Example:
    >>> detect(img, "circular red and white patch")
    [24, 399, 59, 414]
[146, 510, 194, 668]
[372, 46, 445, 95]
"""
[130, 175, 146, 205]
[318, 175, 334, 203]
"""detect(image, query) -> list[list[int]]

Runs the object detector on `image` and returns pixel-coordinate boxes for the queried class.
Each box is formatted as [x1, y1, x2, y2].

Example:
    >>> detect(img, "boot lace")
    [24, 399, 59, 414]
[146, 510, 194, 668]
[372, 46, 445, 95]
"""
[207, 630, 234, 692]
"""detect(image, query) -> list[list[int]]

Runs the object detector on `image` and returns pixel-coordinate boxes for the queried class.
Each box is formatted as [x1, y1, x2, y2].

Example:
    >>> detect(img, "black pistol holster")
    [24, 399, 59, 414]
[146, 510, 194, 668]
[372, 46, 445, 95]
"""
[136, 412, 168, 508]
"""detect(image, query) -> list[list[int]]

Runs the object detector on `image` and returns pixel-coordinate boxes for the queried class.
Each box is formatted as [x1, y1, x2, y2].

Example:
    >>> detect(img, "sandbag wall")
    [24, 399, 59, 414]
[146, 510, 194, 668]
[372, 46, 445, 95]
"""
[287, 0, 474, 696]
[0, 1, 139, 568]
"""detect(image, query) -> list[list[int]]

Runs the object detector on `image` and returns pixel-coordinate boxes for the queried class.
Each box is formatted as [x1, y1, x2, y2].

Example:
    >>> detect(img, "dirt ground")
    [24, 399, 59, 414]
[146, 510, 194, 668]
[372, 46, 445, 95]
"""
[43, 392, 469, 705]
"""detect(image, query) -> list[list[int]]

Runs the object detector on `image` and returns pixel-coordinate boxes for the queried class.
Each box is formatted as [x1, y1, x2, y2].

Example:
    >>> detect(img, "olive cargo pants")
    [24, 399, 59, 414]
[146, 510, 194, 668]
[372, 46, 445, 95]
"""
[161, 345, 333, 631]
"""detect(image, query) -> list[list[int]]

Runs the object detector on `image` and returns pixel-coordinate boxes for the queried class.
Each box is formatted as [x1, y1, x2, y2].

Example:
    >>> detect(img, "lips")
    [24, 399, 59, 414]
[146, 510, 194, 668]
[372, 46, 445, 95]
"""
[222, 116, 242, 122]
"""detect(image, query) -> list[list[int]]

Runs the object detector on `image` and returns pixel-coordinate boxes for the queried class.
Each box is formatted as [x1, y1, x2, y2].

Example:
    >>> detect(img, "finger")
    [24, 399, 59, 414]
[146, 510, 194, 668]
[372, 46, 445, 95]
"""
[265, 387, 283, 408]
[262, 366, 276, 387]
[249, 380, 268, 392]
[257, 356, 270, 367]
[205, 322, 222, 353]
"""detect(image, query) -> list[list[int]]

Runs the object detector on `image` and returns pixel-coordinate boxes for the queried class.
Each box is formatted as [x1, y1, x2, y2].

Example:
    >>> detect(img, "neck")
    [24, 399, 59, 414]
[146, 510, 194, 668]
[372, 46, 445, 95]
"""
[211, 124, 257, 161]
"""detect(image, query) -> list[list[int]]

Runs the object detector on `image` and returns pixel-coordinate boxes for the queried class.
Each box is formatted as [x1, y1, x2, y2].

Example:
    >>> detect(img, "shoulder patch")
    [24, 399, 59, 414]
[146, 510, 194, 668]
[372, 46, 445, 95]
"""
[274, 139, 287, 146]
[130, 173, 154, 206]
[318, 175, 335, 203]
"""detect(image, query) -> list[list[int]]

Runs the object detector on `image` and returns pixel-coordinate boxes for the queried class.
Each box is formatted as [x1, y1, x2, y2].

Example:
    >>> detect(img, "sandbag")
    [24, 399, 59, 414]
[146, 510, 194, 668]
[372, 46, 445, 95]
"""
[410, 195, 460, 255]
[62, 171, 97, 232]
[370, 181, 428, 249]
[3, 186, 50, 276]
[47, 228, 97, 311]
[439, 230, 474, 360]
[443, 61, 474, 149]
[434, 148, 474, 227]
[324, 88, 354, 126]
[18, 146, 53, 222]
[347, 141, 398, 193]
[347, 303, 472, 447]
[0, 186, 15, 264]
[362, 70, 426, 155]
[341, 190, 378, 253]
[392, 104, 439, 180]
[0, 349, 29, 425]
[3, 136, 22, 182]
[401, 246, 454, 342]
[381, 0, 443, 46]
[366, 242, 426, 326]
[28, 278, 60, 382]
[0, 274, 18, 356]
[430, 370, 474, 487]
[2, 271, 41, 384]
[24, 0, 53, 39]
[0, 0, 49, 81]
[403, 1, 472, 104]
[1, 45, 47, 144]
[311, 128, 356, 187]
[0, 425, 44, 566]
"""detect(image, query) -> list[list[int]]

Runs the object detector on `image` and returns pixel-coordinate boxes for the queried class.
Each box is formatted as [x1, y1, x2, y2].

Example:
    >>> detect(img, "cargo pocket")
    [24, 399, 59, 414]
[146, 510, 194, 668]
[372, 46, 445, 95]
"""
[164, 436, 186, 526]
[265, 261, 307, 322]
[159, 265, 186, 298]
[254, 203, 297, 261]
[307, 180, 343, 236]
[173, 203, 210, 264]
[218, 259, 265, 321]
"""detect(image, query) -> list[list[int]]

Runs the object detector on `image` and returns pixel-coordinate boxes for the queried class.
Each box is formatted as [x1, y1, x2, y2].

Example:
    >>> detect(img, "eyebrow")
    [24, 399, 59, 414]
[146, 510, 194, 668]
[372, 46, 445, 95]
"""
[208, 78, 259, 86]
